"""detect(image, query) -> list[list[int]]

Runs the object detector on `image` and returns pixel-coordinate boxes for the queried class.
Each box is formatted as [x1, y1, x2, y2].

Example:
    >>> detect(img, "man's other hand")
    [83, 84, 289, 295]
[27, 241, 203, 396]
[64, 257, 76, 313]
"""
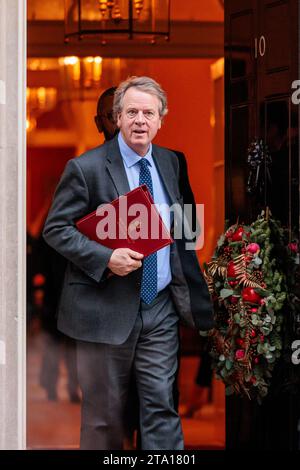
[107, 248, 144, 276]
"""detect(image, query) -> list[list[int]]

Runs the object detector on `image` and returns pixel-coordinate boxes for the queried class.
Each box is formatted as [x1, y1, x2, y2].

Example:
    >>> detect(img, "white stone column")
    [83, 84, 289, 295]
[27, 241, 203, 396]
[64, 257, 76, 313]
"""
[0, 0, 26, 449]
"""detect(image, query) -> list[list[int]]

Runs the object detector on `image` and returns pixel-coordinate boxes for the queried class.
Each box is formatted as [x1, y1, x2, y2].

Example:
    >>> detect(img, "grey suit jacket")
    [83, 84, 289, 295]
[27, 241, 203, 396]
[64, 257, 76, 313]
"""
[43, 136, 214, 344]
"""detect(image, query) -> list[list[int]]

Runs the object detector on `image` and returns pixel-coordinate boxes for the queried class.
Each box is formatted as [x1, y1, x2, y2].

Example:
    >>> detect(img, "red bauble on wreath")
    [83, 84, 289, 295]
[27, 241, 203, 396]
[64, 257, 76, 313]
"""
[242, 287, 262, 304]
[230, 226, 245, 241]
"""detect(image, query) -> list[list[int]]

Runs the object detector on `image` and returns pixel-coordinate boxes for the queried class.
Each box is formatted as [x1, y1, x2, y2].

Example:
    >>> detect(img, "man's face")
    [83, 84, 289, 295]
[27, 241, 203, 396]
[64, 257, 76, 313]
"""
[117, 87, 162, 156]
[95, 94, 118, 141]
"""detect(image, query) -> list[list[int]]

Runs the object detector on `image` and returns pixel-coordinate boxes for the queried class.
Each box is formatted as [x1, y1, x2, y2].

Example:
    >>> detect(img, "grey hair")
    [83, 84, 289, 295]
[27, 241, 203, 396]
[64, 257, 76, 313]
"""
[113, 76, 168, 121]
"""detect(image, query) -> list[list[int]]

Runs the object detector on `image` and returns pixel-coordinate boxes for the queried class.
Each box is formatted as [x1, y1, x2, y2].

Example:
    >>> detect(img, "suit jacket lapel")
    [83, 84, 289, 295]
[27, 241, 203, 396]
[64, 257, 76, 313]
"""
[152, 145, 178, 205]
[105, 135, 131, 196]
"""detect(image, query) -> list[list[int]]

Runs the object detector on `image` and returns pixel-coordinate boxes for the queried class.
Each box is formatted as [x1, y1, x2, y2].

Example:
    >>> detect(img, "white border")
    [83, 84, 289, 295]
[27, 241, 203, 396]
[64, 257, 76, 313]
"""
[17, 0, 27, 450]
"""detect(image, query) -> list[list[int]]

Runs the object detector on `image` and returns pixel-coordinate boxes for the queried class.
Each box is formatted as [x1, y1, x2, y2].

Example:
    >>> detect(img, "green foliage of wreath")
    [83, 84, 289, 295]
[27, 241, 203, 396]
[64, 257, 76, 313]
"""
[203, 212, 293, 402]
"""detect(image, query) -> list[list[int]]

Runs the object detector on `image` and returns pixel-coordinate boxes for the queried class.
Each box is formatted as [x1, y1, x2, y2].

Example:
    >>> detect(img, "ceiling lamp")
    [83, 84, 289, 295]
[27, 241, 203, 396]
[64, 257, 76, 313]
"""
[58, 56, 122, 100]
[64, 0, 170, 44]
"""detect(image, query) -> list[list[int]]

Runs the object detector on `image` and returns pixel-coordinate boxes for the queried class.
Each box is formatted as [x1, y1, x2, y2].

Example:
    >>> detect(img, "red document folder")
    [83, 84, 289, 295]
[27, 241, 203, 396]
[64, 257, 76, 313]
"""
[76, 185, 173, 257]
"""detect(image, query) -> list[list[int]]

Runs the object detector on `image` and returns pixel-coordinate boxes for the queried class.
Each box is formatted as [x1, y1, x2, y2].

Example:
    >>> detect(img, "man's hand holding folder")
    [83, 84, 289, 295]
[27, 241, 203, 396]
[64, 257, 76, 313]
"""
[107, 248, 144, 276]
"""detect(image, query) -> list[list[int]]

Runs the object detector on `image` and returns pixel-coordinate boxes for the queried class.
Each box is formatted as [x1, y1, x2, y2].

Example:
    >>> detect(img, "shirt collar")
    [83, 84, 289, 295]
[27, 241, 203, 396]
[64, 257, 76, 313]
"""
[118, 132, 153, 168]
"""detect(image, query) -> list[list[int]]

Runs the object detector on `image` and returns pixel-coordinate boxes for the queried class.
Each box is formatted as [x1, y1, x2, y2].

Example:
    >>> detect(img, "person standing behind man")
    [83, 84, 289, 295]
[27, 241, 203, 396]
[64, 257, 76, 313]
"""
[43, 76, 213, 450]
[94, 86, 118, 141]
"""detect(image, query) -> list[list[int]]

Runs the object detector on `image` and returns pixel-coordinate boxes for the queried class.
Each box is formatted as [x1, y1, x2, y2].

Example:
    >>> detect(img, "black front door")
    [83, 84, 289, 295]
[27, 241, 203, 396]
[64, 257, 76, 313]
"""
[225, 0, 300, 450]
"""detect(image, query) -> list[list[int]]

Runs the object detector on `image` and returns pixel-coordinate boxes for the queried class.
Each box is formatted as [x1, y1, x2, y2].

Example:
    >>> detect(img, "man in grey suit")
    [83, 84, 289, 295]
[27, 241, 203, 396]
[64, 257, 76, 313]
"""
[43, 76, 213, 450]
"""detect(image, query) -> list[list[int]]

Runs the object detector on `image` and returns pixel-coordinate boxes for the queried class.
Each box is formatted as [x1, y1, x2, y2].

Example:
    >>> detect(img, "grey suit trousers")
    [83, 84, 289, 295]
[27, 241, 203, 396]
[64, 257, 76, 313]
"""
[76, 287, 184, 450]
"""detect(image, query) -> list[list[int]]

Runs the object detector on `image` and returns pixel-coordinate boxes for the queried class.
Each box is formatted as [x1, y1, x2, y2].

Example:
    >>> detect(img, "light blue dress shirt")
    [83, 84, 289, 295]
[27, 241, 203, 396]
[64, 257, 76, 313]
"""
[118, 132, 172, 292]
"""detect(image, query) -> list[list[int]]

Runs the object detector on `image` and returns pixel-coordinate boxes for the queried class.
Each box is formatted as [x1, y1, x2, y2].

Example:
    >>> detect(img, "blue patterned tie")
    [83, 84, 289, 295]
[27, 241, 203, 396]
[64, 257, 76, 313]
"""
[139, 158, 158, 304]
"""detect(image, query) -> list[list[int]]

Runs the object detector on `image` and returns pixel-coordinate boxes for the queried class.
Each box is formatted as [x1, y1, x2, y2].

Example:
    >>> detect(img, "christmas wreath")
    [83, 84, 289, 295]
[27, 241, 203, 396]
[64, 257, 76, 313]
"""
[204, 212, 288, 402]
